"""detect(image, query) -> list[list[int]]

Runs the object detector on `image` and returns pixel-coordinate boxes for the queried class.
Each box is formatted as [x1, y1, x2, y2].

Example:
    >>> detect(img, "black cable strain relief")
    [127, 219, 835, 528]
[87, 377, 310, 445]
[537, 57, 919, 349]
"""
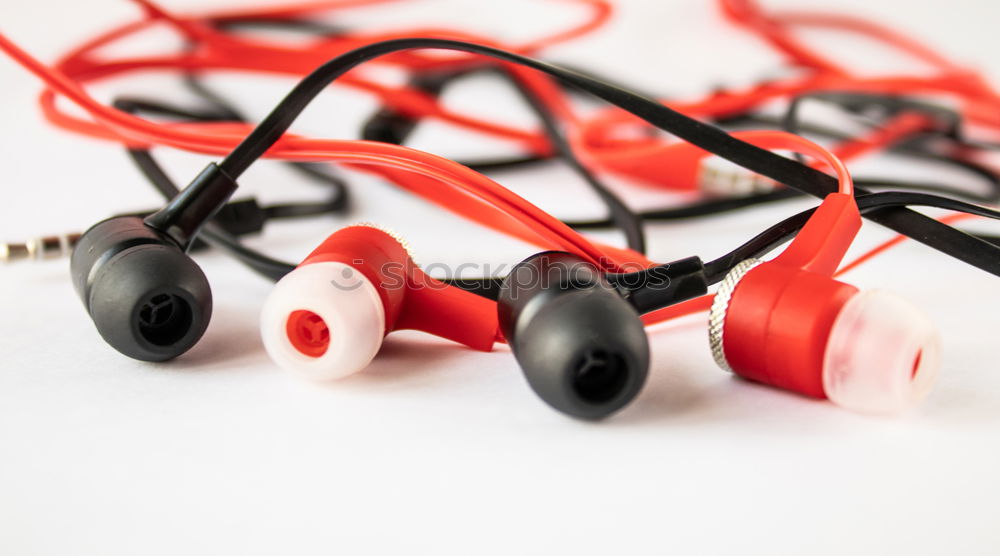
[212, 198, 266, 236]
[610, 256, 709, 314]
[360, 70, 455, 144]
[144, 163, 240, 250]
[361, 109, 421, 144]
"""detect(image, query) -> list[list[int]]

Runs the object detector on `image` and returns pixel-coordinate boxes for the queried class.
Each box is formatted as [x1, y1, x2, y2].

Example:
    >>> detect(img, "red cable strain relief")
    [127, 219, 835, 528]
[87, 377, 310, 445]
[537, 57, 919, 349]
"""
[773, 193, 861, 275]
[395, 270, 498, 352]
[300, 226, 497, 351]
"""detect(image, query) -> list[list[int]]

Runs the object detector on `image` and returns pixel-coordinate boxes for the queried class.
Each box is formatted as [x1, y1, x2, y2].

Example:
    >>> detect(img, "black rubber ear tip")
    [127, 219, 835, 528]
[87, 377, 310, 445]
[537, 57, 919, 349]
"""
[87, 244, 212, 362]
[498, 252, 649, 420]
[71, 216, 212, 362]
[512, 288, 649, 419]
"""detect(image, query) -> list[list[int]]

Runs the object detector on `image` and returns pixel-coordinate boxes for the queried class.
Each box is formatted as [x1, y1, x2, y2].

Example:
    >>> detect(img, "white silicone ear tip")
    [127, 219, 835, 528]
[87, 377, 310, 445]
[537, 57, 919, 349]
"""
[260, 262, 386, 381]
[823, 290, 941, 414]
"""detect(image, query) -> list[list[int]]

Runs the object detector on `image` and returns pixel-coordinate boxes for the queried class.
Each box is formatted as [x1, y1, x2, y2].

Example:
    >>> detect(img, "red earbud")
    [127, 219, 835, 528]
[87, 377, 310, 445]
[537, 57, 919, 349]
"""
[261, 225, 498, 380]
[709, 193, 941, 413]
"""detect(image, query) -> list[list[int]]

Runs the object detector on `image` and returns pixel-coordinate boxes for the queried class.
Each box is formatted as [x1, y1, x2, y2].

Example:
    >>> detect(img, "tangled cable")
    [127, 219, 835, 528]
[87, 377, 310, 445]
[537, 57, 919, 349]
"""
[1, 0, 998, 419]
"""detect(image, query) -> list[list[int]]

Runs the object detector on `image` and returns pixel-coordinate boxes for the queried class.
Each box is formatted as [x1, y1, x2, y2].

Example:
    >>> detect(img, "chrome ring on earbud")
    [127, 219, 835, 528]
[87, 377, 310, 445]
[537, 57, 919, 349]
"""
[708, 258, 762, 373]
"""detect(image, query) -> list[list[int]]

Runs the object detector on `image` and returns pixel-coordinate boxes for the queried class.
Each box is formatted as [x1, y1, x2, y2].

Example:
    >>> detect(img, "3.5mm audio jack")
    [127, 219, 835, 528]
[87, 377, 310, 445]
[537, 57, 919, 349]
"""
[1, 233, 82, 263]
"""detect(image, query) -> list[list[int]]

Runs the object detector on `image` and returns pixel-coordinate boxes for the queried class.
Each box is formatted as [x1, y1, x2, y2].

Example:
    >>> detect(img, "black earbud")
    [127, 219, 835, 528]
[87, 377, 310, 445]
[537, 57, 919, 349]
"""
[498, 252, 650, 420]
[71, 216, 211, 361]
[70, 163, 238, 361]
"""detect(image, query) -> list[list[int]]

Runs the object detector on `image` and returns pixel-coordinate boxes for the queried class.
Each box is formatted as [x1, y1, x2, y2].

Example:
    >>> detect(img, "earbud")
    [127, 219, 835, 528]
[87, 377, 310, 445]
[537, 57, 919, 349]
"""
[70, 216, 211, 362]
[708, 193, 941, 413]
[70, 163, 238, 362]
[260, 225, 498, 380]
[497, 251, 649, 420]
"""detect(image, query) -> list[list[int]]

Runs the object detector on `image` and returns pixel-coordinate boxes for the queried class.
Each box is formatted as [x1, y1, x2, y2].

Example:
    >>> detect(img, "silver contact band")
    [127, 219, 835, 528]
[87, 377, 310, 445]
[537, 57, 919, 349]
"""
[708, 258, 762, 373]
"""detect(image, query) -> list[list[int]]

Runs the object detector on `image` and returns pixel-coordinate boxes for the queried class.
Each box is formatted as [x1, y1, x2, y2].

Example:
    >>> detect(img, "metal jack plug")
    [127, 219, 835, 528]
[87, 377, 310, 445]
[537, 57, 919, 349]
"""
[1, 233, 82, 263]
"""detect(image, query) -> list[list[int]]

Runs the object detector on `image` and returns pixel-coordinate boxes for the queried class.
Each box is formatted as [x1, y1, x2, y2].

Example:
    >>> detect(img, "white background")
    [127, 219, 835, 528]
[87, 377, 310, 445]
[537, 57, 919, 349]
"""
[2, 1, 1000, 554]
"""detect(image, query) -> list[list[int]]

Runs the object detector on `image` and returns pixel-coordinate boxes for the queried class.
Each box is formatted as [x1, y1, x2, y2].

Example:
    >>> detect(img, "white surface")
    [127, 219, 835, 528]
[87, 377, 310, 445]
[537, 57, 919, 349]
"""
[1, 1, 999, 554]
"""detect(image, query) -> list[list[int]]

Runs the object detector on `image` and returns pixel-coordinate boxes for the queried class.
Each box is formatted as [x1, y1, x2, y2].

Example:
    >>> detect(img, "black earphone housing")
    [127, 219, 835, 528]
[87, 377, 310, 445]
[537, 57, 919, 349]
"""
[498, 251, 650, 420]
[70, 216, 212, 362]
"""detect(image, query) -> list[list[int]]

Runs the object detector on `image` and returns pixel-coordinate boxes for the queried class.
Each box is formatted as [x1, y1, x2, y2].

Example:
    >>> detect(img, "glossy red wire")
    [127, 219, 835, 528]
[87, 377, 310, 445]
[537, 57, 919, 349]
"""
[0, 21, 655, 275]
[7, 0, 985, 330]
[716, 0, 1000, 126]
[24, 0, 996, 187]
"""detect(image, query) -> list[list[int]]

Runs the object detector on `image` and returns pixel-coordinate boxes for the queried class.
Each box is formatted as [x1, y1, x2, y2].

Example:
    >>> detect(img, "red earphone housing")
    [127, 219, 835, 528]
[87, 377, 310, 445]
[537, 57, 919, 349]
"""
[720, 193, 861, 399]
[297, 226, 497, 350]
[261, 226, 497, 381]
